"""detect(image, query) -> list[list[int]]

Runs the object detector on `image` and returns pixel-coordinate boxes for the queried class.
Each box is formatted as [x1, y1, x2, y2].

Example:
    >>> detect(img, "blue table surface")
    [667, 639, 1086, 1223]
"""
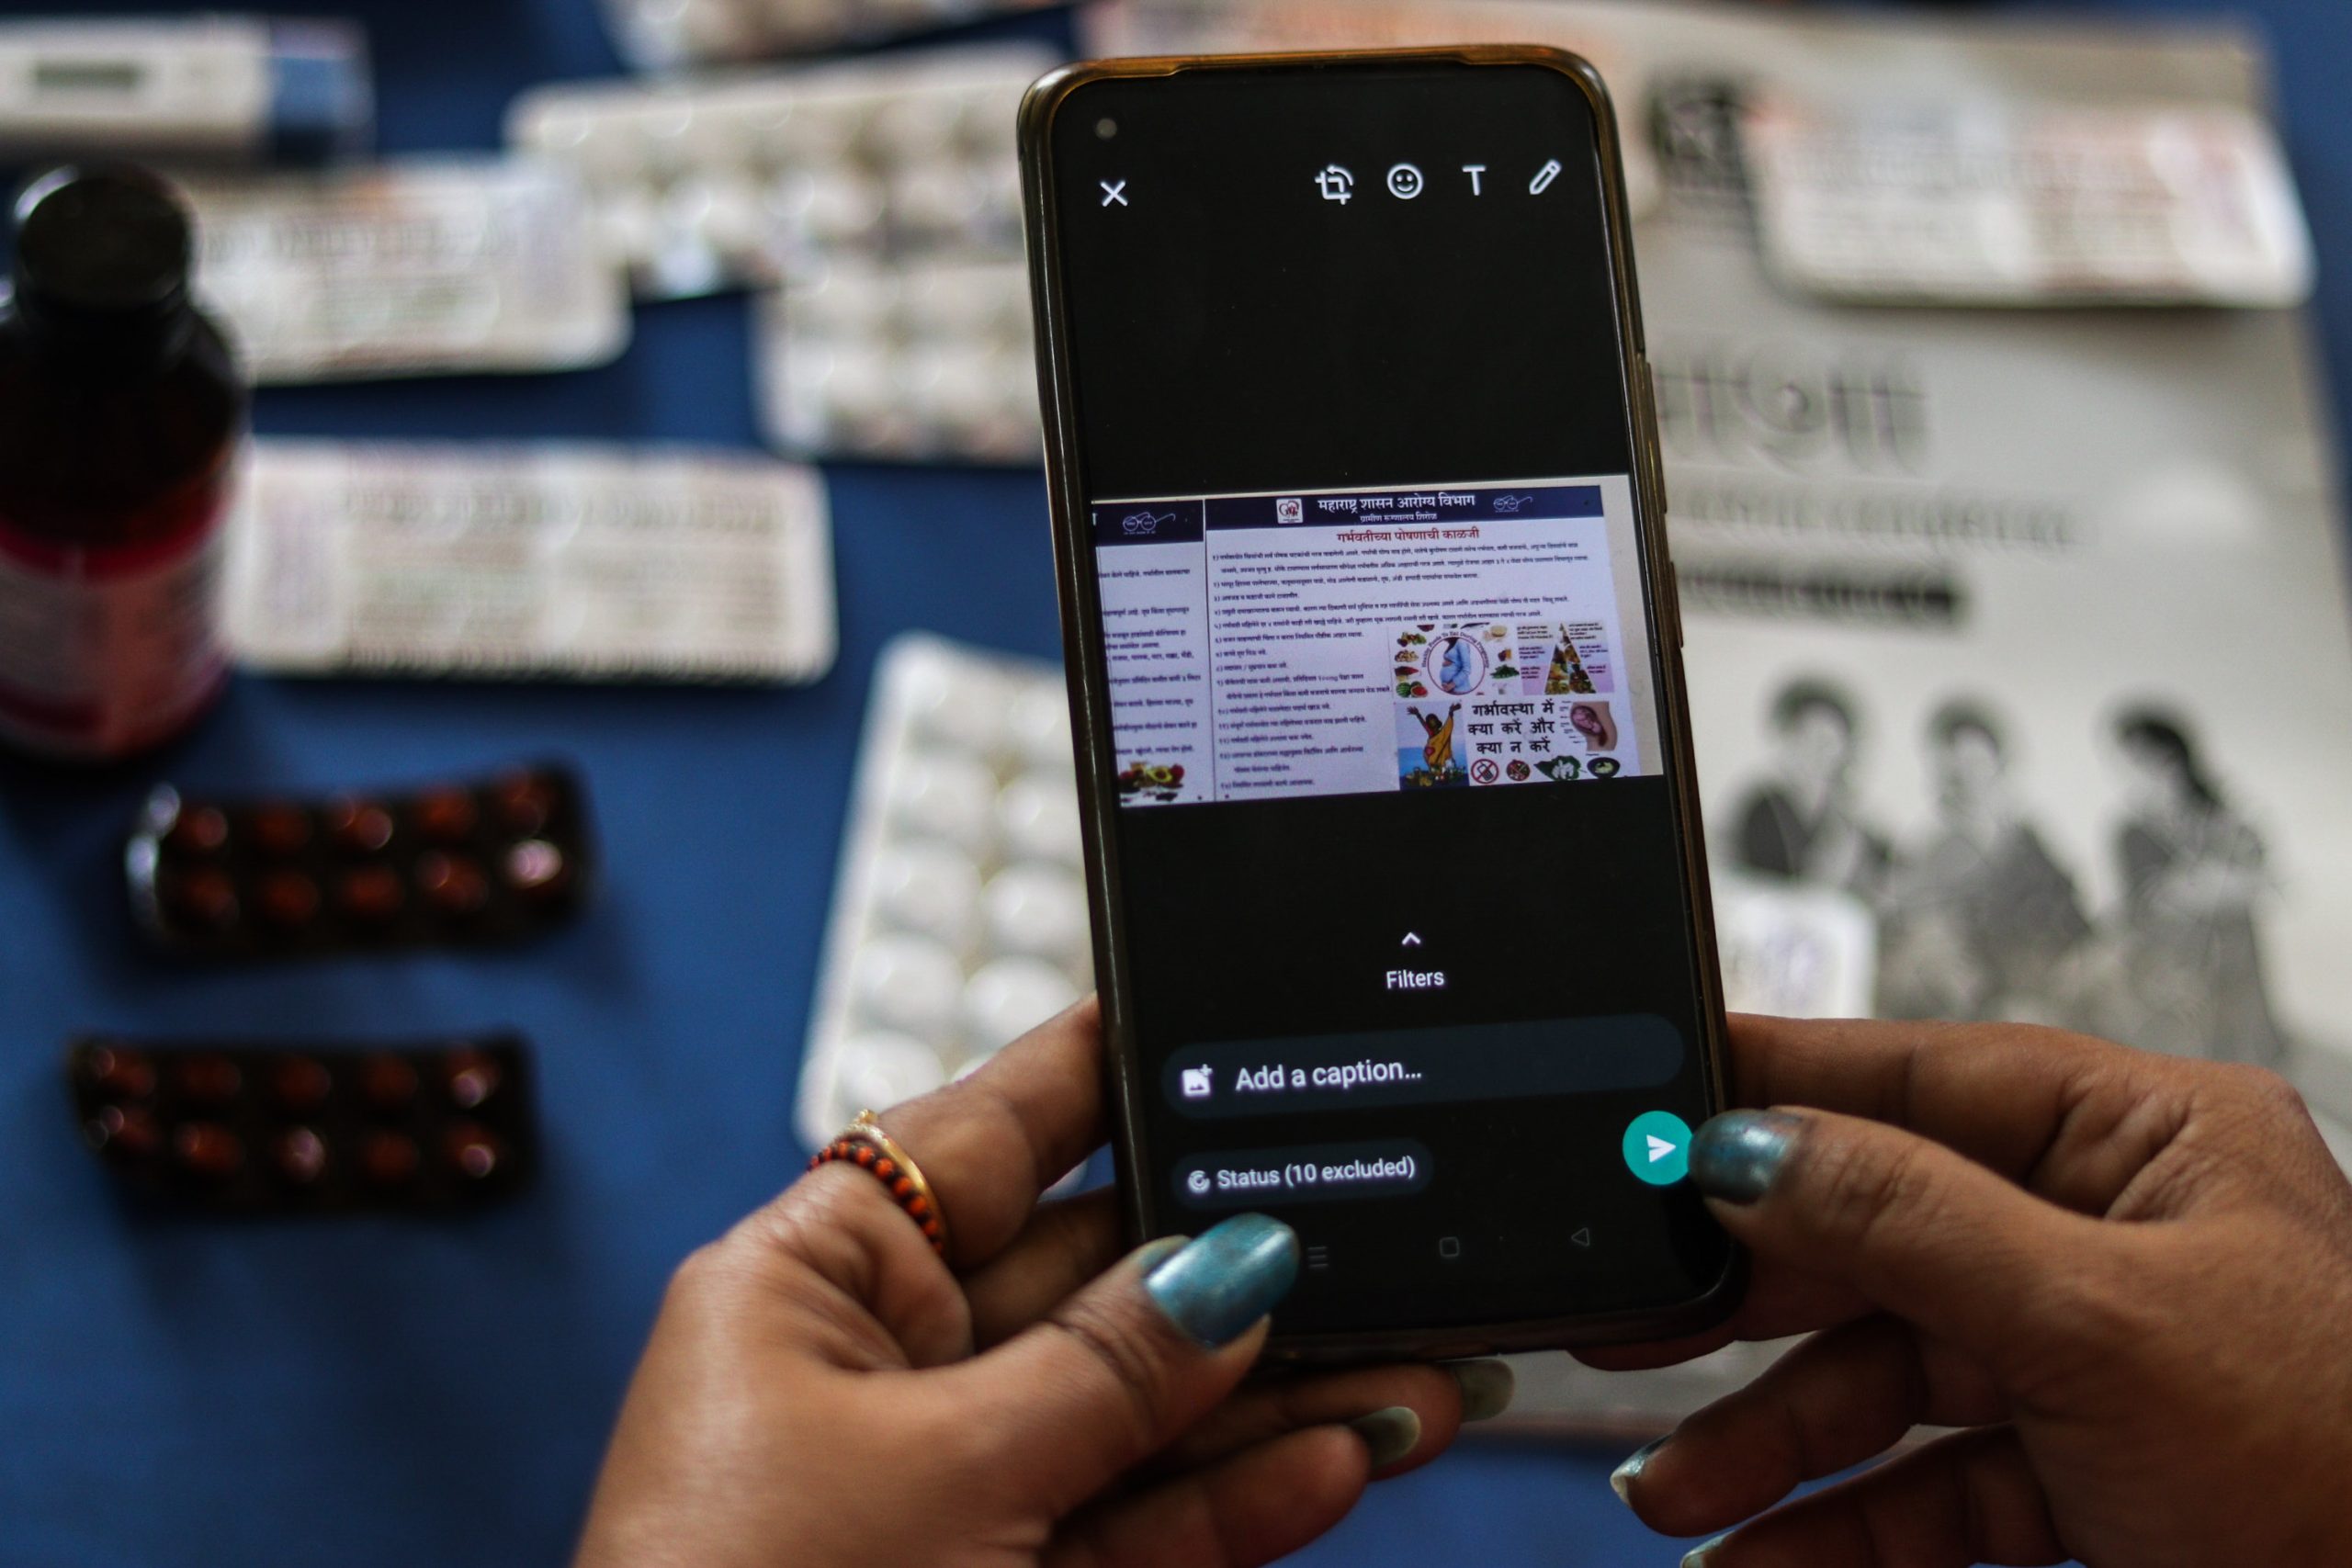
[3, 1, 2346, 1563]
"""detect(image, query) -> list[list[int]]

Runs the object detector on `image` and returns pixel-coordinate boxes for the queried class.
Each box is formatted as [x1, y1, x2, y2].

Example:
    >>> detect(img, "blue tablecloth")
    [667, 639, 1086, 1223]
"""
[3, 2, 2346, 1563]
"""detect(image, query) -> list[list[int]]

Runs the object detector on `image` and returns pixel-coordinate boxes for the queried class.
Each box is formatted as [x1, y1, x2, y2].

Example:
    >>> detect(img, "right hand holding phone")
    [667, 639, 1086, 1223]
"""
[1599, 1015, 2352, 1567]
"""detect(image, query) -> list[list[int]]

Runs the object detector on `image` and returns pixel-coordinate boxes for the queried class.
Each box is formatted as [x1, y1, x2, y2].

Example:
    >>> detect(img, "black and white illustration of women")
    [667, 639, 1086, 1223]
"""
[1727, 680, 2290, 1074]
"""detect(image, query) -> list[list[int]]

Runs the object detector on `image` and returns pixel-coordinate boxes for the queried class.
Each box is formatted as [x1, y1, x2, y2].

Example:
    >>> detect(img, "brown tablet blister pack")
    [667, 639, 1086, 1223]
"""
[127, 762, 593, 959]
[70, 1035, 537, 1213]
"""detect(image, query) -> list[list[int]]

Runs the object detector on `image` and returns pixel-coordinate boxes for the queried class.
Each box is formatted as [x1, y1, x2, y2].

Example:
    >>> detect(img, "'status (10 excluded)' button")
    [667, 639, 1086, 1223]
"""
[1172, 1140, 1432, 1211]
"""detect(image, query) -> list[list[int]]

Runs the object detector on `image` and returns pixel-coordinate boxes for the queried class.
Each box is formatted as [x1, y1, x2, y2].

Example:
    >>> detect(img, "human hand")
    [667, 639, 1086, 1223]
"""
[573, 998, 1511, 1568]
[1599, 1015, 2352, 1566]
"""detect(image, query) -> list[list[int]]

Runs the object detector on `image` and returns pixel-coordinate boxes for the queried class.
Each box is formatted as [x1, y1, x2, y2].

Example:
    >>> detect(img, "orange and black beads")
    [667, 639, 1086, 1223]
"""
[808, 1135, 945, 1255]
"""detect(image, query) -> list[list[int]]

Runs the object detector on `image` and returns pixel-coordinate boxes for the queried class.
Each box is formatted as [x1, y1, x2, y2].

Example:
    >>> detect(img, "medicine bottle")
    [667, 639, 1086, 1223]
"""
[0, 164, 245, 760]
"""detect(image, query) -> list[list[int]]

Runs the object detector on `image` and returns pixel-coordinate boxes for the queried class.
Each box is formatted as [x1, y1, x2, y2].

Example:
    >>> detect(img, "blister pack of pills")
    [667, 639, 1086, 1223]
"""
[797, 634, 1089, 1148]
[599, 0, 1054, 72]
[224, 441, 837, 683]
[758, 256, 1040, 464]
[128, 762, 594, 960]
[506, 46, 1050, 300]
[71, 1034, 536, 1213]
[178, 158, 628, 383]
[0, 16, 371, 165]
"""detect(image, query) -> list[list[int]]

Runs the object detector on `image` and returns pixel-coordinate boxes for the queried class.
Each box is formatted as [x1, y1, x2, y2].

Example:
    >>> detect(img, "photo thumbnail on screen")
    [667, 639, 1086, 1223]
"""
[1089, 477, 1660, 805]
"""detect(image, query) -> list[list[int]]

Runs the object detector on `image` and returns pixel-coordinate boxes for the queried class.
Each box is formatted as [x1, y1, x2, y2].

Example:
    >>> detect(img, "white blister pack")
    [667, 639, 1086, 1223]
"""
[601, 0, 1055, 71]
[758, 255, 1040, 464]
[180, 158, 628, 383]
[1740, 94, 2316, 308]
[507, 46, 1050, 300]
[225, 441, 837, 683]
[797, 634, 1090, 1148]
[0, 16, 371, 165]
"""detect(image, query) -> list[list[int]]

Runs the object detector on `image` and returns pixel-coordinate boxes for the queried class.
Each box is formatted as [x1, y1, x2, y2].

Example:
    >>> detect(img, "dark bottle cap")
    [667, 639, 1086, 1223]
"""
[10, 165, 197, 356]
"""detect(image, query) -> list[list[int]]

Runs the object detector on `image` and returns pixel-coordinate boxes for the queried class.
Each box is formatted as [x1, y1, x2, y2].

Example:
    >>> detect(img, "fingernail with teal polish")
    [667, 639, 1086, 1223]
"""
[1131, 1235, 1188, 1272]
[1609, 1434, 1667, 1505]
[1681, 1532, 1729, 1567]
[1690, 1110, 1805, 1203]
[1143, 1213, 1298, 1348]
[1348, 1405, 1421, 1468]
[1448, 1359, 1516, 1423]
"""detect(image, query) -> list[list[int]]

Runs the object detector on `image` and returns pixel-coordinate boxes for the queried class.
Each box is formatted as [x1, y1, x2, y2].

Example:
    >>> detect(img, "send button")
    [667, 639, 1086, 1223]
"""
[1623, 1111, 1692, 1186]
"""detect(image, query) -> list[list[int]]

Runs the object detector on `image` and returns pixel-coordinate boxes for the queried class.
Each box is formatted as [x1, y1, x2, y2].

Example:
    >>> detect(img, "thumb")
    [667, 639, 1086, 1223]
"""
[1690, 1108, 2107, 1372]
[939, 1213, 1299, 1518]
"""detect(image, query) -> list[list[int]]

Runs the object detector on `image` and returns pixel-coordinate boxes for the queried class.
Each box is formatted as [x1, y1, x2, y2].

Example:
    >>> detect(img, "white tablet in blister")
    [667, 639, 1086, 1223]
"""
[797, 635, 1089, 1149]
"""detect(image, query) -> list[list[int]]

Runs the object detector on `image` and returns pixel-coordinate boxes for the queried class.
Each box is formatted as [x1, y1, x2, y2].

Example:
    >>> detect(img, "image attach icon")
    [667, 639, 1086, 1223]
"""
[1315, 164, 1355, 204]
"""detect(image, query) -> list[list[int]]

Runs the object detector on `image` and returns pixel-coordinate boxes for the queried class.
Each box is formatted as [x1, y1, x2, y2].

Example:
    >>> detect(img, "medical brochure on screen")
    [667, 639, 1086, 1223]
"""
[1091, 478, 1658, 807]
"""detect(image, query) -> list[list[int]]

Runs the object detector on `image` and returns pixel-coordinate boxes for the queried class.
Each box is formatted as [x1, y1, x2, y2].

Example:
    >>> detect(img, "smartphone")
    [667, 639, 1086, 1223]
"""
[1020, 47, 1738, 1359]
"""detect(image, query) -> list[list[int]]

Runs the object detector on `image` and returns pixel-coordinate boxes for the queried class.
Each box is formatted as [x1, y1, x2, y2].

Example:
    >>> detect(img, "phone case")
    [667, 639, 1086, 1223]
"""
[1018, 47, 1742, 1362]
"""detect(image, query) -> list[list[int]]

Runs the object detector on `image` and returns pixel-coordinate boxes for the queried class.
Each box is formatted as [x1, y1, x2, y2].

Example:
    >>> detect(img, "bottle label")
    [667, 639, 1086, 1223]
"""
[0, 477, 232, 760]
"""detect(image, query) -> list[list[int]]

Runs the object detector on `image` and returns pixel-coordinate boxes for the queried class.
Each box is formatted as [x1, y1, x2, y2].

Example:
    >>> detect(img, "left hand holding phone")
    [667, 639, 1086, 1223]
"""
[573, 996, 1511, 1568]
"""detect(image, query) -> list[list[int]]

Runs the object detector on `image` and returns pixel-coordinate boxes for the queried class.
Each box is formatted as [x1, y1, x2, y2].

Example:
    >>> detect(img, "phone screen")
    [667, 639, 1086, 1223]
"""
[1041, 59, 1732, 1340]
